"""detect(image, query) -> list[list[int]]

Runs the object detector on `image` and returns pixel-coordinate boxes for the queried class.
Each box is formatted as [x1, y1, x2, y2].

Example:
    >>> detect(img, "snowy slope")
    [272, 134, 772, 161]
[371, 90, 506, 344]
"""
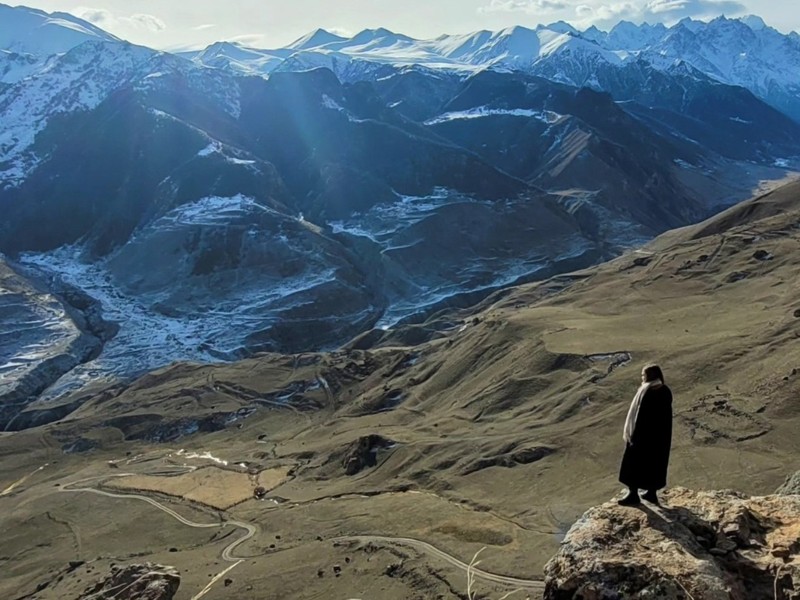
[0, 42, 160, 187]
[188, 15, 800, 120]
[193, 41, 287, 76]
[0, 48, 41, 83]
[0, 3, 118, 57]
[2, 3, 798, 120]
[0, 42, 156, 186]
[638, 16, 800, 120]
[0, 37, 241, 189]
[286, 28, 348, 50]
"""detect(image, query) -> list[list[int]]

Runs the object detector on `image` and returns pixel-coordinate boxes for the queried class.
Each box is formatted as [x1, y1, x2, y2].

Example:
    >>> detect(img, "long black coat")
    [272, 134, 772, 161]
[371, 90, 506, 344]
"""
[619, 384, 673, 490]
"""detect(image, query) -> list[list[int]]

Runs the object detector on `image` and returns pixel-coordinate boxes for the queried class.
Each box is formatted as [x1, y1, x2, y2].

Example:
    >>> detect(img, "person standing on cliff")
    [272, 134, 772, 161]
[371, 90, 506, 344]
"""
[618, 363, 673, 506]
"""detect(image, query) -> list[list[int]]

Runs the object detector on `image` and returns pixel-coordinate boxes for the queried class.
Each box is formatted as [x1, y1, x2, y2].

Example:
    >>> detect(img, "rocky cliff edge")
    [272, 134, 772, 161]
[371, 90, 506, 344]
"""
[544, 486, 800, 600]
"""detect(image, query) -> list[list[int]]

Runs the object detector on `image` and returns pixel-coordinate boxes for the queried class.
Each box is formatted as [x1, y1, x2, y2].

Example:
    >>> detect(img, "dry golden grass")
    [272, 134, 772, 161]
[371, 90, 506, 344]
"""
[108, 466, 290, 510]
[2, 179, 800, 599]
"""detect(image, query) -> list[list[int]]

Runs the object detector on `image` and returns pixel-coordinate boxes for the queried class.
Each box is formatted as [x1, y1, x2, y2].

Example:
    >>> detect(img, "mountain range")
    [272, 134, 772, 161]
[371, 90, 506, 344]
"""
[181, 15, 800, 122]
[0, 3, 799, 420]
[2, 4, 800, 599]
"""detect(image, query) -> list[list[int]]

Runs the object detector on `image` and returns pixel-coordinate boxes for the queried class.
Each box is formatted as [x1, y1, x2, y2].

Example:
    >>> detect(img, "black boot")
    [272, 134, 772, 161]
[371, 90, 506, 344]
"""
[618, 488, 640, 506]
[642, 489, 659, 505]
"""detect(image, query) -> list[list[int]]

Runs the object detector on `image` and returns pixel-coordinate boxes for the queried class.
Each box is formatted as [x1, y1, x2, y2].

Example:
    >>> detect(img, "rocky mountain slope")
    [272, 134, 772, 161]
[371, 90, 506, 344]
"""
[2, 4, 799, 404]
[1, 175, 798, 599]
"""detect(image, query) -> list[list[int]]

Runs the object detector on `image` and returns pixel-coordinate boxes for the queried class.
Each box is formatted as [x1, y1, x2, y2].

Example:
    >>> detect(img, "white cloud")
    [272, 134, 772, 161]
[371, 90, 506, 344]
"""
[477, 0, 746, 25]
[574, 0, 746, 25]
[327, 27, 354, 38]
[227, 33, 269, 47]
[644, 0, 746, 17]
[74, 6, 166, 34]
[193, 24, 217, 31]
[480, 0, 568, 13]
[129, 13, 166, 32]
[74, 7, 113, 26]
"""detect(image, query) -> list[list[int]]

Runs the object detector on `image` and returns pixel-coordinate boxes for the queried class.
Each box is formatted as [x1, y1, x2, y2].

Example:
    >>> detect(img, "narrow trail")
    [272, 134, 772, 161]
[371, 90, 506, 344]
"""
[316, 373, 333, 404]
[189, 560, 243, 600]
[335, 535, 545, 592]
[59, 470, 255, 599]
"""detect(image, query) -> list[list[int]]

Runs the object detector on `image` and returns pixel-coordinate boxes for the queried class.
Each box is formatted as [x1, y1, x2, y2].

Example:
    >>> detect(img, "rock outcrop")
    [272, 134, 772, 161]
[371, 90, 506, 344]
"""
[341, 434, 396, 475]
[544, 487, 800, 600]
[778, 471, 800, 496]
[78, 563, 180, 600]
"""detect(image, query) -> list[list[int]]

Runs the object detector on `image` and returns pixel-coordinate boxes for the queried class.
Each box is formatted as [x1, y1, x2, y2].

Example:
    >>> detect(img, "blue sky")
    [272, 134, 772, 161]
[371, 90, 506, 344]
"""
[17, 0, 800, 49]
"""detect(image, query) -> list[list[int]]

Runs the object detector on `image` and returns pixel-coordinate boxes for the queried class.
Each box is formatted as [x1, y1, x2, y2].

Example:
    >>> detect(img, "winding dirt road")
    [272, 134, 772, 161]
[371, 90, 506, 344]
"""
[335, 535, 545, 592]
[56, 460, 545, 598]
[59, 471, 255, 600]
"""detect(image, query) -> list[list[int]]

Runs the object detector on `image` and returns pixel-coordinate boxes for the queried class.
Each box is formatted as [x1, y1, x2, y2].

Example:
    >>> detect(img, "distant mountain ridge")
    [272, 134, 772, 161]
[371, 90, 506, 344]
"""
[184, 15, 800, 122]
[0, 3, 118, 83]
[2, 3, 798, 120]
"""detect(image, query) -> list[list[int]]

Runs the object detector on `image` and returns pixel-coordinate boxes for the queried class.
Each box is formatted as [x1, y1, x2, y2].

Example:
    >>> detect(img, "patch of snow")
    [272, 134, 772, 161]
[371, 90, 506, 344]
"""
[160, 194, 280, 228]
[0, 42, 157, 187]
[321, 93, 345, 111]
[375, 237, 593, 330]
[16, 198, 343, 397]
[176, 449, 229, 466]
[425, 106, 561, 125]
[0, 4, 119, 57]
[197, 143, 218, 157]
[673, 158, 695, 169]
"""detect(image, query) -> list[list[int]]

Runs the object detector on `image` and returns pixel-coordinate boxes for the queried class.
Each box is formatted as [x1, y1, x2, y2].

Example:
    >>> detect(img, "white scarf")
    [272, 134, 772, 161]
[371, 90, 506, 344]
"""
[623, 380, 663, 444]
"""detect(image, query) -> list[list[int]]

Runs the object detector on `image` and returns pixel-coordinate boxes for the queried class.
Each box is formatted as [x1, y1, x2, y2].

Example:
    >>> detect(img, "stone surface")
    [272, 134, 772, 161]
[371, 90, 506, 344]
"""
[544, 487, 800, 600]
[778, 471, 800, 496]
[78, 563, 180, 600]
[341, 434, 395, 475]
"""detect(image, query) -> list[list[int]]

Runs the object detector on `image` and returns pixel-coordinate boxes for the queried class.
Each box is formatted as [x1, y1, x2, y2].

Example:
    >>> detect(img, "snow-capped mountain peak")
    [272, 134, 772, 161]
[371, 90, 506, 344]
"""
[0, 3, 119, 57]
[605, 20, 666, 50]
[345, 27, 415, 50]
[738, 14, 767, 31]
[287, 28, 347, 51]
[675, 17, 706, 33]
[540, 21, 579, 36]
[182, 14, 800, 121]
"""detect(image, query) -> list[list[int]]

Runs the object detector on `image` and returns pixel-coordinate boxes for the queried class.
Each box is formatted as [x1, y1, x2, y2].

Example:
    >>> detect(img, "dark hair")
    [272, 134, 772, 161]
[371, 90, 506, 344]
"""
[642, 363, 664, 384]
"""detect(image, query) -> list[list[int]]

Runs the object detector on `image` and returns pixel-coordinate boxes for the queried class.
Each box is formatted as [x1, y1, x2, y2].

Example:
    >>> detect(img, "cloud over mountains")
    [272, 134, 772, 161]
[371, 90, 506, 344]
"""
[480, 0, 748, 26]
[74, 7, 167, 33]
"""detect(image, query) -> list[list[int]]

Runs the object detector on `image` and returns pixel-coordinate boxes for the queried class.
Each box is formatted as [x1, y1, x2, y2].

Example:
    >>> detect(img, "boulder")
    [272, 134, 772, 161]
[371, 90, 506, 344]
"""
[78, 563, 180, 600]
[544, 487, 800, 599]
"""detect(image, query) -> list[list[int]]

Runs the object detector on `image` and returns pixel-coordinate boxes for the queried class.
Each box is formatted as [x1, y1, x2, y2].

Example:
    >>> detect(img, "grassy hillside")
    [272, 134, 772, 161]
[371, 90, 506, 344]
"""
[2, 179, 799, 599]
